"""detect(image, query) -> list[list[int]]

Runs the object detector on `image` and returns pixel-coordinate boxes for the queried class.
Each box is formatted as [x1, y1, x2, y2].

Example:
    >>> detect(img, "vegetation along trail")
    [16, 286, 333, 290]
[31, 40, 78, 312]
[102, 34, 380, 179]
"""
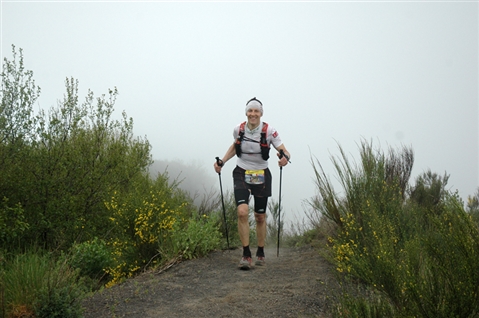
[82, 246, 338, 318]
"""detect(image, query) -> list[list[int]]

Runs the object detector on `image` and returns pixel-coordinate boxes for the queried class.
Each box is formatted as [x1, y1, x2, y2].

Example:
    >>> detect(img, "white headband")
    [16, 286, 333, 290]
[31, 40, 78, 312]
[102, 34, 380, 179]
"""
[245, 98, 263, 115]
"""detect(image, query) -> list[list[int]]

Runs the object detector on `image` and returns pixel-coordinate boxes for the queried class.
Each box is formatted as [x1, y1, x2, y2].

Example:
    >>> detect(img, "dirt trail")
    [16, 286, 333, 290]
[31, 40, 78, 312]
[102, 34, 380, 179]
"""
[82, 246, 338, 318]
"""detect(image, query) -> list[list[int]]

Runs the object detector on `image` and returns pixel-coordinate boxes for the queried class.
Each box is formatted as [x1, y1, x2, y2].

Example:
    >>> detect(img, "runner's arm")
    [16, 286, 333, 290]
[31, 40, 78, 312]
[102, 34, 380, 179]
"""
[214, 142, 236, 173]
[274, 144, 291, 167]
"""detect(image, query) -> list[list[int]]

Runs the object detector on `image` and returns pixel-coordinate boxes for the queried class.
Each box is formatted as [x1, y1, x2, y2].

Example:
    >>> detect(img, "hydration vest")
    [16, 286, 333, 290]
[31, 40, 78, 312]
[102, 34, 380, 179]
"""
[235, 122, 270, 161]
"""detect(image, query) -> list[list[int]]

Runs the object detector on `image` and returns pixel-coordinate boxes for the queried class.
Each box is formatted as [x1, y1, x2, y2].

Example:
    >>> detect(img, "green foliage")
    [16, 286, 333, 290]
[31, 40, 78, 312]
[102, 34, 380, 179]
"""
[1, 45, 40, 253]
[3, 253, 46, 315]
[2, 252, 84, 318]
[34, 284, 84, 318]
[466, 187, 479, 224]
[68, 237, 113, 280]
[0, 45, 255, 311]
[103, 173, 193, 287]
[311, 140, 479, 318]
[310, 140, 413, 228]
[0, 45, 40, 145]
[195, 187, 235, 249]
[282, 226, 322, 248]
[332, 290, 397, 318]
[1, 46, 152, 251]
[410, 170, 449, 210]
[208, 190, 244, 249]
[169, 214, 222, 260]
[403, 196, 479, 318]
[28, 78, 151, 249]
[0, 197, 29, 246]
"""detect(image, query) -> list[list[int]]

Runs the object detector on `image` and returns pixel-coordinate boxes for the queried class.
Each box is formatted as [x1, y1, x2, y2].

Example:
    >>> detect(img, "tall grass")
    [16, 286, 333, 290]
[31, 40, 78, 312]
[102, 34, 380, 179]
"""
[311, 140, 479, 318]
[1, 252, 84, 318]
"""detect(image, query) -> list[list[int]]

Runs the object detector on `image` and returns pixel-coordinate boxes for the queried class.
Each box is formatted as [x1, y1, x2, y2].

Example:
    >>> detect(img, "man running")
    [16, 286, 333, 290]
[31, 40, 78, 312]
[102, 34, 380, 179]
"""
[214, 97, 290, 269]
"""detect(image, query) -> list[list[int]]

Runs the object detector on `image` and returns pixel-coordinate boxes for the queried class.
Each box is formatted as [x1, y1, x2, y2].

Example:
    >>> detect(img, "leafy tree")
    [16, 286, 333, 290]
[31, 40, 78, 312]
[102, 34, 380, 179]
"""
[1, 46, 152, 250]
[0, 45, 40, 145]
[26, 78, 152, 249]
[0, 45, 40, 249]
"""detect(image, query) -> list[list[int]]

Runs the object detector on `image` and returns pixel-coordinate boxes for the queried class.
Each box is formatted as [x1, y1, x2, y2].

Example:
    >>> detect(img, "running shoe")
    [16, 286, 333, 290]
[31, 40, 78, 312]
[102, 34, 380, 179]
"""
[238, 256, 252, 270]
[255, 256, 265, 266]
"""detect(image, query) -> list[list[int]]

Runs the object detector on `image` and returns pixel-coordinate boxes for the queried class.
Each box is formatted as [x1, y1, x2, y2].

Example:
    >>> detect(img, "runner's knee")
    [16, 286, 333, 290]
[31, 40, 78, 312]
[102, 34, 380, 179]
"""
[255, 212, 266, 224]
[237, 204, 249, 220]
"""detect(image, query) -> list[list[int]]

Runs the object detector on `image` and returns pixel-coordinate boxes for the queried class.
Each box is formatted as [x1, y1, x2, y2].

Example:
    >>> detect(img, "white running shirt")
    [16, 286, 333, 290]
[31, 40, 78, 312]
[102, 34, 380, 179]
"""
[233, 121, 283, 171]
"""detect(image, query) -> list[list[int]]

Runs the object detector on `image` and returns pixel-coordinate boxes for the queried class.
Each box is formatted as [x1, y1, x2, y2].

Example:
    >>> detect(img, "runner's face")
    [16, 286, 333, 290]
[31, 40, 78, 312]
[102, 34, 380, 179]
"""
[246, 108, 262, 127]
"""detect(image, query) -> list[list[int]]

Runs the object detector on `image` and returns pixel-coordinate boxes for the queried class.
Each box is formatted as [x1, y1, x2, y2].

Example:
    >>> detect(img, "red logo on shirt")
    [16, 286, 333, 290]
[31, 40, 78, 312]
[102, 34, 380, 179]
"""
[273, 131, 278, 138]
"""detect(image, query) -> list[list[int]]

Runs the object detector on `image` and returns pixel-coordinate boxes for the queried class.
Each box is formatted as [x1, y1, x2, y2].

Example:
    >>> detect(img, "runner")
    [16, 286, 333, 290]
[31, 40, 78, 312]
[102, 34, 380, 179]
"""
[213, 97, 290, 269]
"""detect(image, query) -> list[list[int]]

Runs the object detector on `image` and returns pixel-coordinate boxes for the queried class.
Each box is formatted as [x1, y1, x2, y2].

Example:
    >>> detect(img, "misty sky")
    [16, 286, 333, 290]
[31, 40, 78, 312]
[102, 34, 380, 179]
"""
[1, 1, 478, 227]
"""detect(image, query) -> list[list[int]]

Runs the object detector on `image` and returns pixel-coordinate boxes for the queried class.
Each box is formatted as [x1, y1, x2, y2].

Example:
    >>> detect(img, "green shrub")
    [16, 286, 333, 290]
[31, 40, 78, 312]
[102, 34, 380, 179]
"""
[1, 46, 153, 251]
[332, 290, 397, 318]
[69, 237, 113, 280]
[311, 140, 479, 317]
[3, 252, 84, 318]
[0, 197, 29, 246]
[169, 214, 222, 260]
[34, 285, 84, 318]
[3, 252, 49, 315]
[103, 173, 193, 287]
[403, 196, 479, 318]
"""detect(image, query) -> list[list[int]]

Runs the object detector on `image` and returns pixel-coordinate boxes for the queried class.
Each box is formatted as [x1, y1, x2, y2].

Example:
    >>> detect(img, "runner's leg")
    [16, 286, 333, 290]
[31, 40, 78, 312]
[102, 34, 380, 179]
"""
[255, 211, 266, 247]
[254, 196, 268, 249]
[237, 203, 250, 249]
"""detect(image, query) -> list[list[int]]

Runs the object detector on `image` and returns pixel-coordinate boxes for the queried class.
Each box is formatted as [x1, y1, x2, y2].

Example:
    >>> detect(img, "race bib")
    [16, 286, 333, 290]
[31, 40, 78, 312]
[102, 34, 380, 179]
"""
[245, 170, 265, 185]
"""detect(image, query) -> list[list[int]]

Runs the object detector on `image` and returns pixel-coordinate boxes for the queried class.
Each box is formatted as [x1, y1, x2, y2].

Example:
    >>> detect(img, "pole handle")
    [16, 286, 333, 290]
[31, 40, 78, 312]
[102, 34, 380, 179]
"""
[215, 157, 224, 167]
[279, 150, 291, 163]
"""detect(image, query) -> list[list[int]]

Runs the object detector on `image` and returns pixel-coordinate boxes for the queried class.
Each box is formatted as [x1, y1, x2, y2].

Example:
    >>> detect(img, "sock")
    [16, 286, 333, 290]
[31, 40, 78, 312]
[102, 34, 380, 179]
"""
[256, 246, 265, 257]
[243, 245, 251, 258]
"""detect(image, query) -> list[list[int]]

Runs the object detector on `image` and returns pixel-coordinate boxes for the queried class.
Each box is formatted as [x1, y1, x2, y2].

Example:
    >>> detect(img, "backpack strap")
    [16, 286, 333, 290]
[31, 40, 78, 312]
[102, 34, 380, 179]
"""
[235, 121, 246, 158]
[260, 122, 270, 161]
[235, 121, 270, 161]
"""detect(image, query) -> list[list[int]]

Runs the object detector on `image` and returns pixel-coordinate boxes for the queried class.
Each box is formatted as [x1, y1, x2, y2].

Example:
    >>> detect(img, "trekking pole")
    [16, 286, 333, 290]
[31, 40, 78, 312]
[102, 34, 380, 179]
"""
[215, 157, 230, 249]
[277, 150, 290, 257]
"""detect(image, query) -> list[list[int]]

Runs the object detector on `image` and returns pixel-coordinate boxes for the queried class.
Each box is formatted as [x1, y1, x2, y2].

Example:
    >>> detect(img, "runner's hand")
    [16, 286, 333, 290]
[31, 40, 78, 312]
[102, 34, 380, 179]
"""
[214, 158, 224, 173]
[277, 152, 289, 167]
[214, 162, 222, 173]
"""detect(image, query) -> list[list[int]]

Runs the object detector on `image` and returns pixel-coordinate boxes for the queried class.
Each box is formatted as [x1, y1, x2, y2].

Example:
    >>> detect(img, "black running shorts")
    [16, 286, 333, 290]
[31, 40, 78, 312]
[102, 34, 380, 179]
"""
[233, 166, 272, 213]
